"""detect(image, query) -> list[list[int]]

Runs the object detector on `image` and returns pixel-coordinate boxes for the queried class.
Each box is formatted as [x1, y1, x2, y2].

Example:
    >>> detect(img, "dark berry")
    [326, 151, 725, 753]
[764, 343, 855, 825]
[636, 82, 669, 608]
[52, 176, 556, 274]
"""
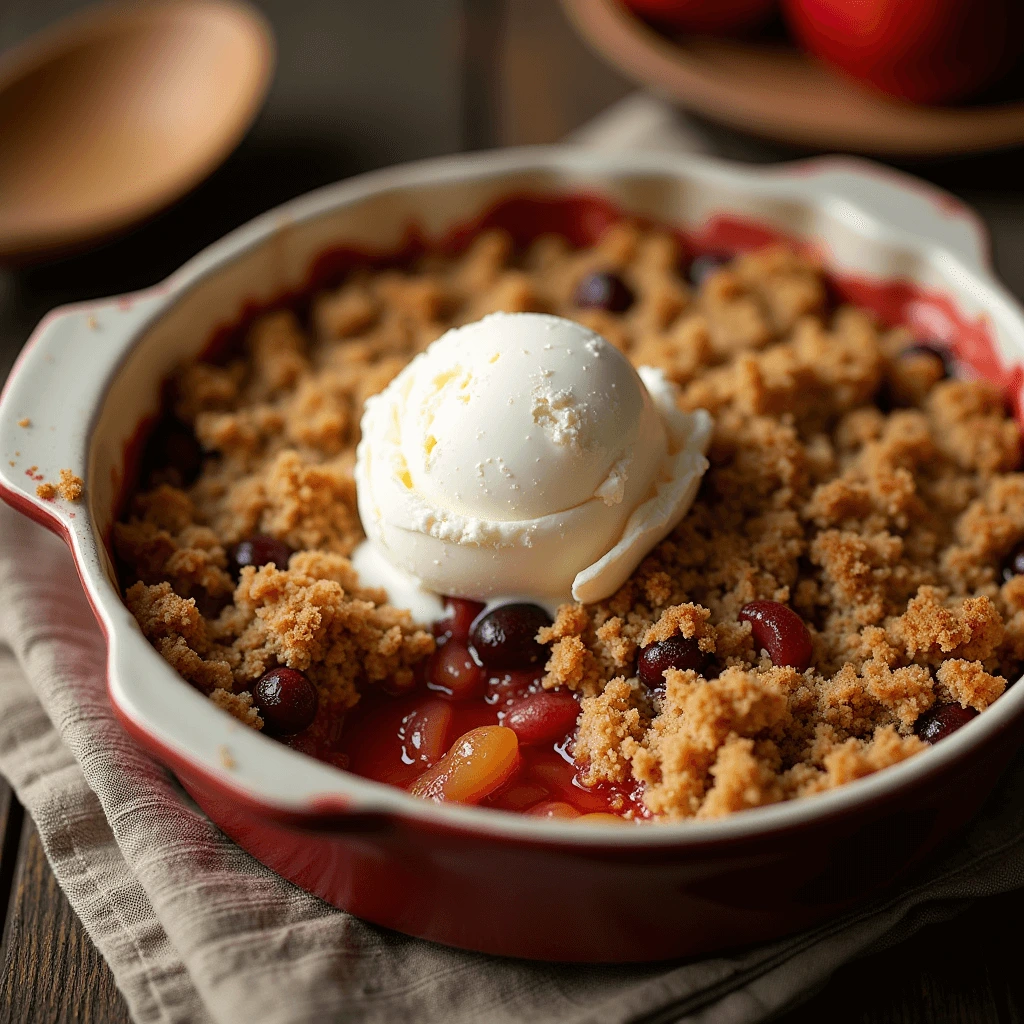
[873, 380, 894, 415]
[573, 271, 634, 313]
[637, 635, 705, 688]
[229, 534, 293, 578]
[688, 253, 729, 288]
[899, 342, 954, 379]
[1000, 543, 1024, 583]
[253, 668, 319, 736]
[148, 418, 202, 486]
[470, 603, 552, 670]
[739, 601, 814, 671]
[195, 590, 232, 619]
[433, 597, 486, 643]
[914, 703, 978, 743]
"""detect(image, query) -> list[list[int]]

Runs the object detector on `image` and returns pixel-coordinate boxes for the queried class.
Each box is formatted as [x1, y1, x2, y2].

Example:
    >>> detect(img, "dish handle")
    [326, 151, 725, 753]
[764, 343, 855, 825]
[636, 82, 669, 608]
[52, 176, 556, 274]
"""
[780, 156, 990, 274]
[0, 290, 165, 533]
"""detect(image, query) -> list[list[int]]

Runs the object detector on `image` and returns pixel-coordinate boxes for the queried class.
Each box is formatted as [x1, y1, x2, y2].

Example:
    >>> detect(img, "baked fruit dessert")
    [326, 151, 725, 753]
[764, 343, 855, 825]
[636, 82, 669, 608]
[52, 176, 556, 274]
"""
[114, 216, 1024, 822]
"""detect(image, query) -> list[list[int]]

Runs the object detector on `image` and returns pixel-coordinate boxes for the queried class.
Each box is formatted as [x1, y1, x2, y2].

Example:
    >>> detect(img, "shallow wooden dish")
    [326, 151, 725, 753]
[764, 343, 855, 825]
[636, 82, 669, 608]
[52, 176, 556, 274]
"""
[562, 0, 1024, 157]
[0, 0, 274, 261]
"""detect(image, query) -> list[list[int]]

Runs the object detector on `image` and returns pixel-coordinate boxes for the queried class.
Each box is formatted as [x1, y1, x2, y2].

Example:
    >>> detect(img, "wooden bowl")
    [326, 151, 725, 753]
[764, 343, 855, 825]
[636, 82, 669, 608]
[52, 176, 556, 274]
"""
[561, 0, 1024, 157]
[0, 0, 274, 261]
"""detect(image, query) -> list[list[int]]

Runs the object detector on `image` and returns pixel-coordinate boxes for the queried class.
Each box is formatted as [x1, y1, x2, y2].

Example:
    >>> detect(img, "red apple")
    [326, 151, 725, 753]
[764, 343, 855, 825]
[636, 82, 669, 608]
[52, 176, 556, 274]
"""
[625, 0, 778, 36]
[783, 0, 1024, 104]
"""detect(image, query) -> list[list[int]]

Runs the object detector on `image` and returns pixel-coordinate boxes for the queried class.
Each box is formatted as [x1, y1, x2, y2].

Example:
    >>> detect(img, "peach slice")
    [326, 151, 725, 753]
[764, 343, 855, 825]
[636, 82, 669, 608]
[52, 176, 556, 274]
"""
[410, 725, 519, 804]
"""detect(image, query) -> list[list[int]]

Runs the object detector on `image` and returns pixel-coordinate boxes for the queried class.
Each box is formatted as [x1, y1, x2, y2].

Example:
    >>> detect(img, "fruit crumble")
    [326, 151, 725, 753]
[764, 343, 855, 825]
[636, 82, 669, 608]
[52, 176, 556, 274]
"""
[114, 220, 1024, 821]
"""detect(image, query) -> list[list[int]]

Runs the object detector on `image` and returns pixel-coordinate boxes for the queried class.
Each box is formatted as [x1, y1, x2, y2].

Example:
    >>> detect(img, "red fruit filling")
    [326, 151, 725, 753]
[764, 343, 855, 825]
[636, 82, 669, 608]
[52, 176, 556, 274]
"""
[433, 597, 485, 643]
[504, 691, 581, 746]
[276, 599, 645, 820]
[739, 600, 814, 671]
[427, 640, 485, 700]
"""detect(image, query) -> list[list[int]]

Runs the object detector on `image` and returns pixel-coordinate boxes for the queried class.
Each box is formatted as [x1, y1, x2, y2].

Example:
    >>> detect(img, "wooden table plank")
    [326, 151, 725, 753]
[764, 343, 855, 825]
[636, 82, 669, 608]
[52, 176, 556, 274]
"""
[497, 0, 631, 146]
[0, 809, 130, 1024]
[0, 780, 20, 941]
[778, 887, 1024, 1024]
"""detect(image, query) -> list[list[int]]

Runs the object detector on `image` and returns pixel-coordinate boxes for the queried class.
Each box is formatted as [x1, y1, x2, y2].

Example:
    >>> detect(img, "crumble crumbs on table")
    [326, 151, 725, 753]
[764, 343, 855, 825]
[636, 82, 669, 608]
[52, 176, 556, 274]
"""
[17, 418, 30, 428]
[115, 223, 1023, 821]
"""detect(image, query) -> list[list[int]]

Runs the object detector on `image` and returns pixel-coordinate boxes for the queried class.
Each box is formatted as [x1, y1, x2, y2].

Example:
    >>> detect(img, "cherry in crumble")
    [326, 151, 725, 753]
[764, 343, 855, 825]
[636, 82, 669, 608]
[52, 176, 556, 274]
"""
[739, 601, 813, 671]
[637, 635, 706, 688]
[504, 690, 580, 746]
[1001, 543, 1024, 584]
[914, 704, 978, 743]
[253, 668, 319, 736]
[688, 253, 729, 288]
[229, 534, 294, 578]
[573, 271, 634, 313]
[471, 603, 552, 670]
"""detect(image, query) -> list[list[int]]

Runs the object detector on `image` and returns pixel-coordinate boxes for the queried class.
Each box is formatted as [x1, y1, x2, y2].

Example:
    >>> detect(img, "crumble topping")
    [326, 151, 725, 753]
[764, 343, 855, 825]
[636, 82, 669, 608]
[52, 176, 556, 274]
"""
[115, 222, 1023, 821]
[36, 468, 84, 501]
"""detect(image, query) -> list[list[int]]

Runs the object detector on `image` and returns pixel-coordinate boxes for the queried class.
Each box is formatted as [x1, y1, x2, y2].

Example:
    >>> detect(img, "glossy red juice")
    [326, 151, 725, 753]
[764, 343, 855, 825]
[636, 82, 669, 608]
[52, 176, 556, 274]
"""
[273, 594, 648, 818]
[327, 605, 649, 820]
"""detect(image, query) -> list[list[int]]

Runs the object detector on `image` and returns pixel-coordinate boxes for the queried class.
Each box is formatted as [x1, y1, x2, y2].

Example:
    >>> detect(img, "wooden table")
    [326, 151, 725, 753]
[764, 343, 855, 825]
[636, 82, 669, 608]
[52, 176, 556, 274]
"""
[2, 1, 1024, 1020]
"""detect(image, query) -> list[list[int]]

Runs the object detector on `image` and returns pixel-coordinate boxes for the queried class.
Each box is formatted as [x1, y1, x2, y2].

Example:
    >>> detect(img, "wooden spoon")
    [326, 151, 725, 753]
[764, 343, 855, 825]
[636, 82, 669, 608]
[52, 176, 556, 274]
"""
[0, 0, 274, 261]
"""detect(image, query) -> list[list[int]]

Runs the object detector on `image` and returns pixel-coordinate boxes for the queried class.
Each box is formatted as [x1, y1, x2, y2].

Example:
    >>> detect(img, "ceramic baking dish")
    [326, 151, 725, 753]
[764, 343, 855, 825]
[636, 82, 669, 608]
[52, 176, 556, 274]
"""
[2, 148, 1023, 963]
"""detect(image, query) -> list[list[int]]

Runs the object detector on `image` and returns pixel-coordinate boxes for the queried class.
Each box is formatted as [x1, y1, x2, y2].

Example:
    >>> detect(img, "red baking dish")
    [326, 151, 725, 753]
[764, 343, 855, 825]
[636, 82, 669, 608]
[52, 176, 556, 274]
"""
[2, 148, 1022, 961]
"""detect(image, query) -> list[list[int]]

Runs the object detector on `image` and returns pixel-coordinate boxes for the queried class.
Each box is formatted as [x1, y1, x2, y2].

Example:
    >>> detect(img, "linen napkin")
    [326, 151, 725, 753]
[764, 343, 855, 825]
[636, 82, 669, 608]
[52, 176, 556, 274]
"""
[4, 96, 1024, 1024]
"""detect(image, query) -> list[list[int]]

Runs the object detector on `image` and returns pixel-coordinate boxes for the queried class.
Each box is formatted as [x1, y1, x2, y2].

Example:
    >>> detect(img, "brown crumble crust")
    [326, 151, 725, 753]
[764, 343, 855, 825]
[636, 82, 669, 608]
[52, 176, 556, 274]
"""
[36, 468, 83, 501]
[116, 223, 1023, 821]
[210, 690, 262, 731]
[59, 469, 84, 500]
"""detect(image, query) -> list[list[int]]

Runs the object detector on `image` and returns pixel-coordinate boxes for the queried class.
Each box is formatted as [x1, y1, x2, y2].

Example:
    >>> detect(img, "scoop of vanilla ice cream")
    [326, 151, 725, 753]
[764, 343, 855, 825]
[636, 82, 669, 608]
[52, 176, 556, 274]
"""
[355, 312, 711, 605]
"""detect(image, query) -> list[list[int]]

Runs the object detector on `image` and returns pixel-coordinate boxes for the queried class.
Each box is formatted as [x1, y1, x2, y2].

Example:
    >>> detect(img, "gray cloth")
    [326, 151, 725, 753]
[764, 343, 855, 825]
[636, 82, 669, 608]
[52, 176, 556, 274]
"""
[6, 508, 1024, 1024]
[3, 98, 1024, 1024]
